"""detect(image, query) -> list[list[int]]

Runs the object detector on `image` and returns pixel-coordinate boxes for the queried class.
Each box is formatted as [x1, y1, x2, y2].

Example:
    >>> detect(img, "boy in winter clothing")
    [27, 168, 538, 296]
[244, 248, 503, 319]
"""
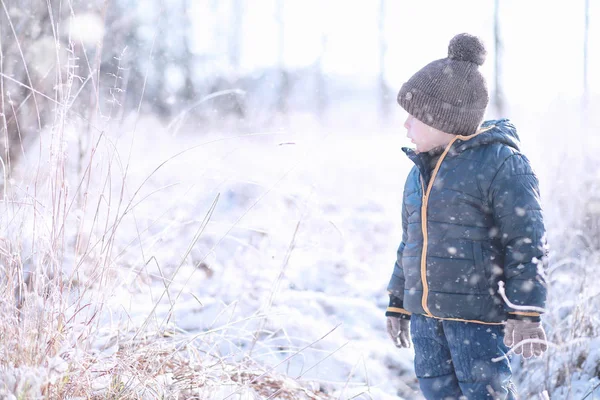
[385, 33, 549, 399]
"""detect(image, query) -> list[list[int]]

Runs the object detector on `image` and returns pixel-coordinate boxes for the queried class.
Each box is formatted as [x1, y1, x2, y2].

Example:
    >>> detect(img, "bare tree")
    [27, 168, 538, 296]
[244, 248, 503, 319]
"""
[276, 0, 288, 116]
[0, 0, 128, 181]
[230, 0, 243, 70]
[493, 0, 505, 117]
[180, 0, 196, 102]
[378, 0, 390, 121]
[152, 0, 171, 118]
[583, 0, 590, 110]
[0, 0, 65, 179]
[315, 30, 328, 122]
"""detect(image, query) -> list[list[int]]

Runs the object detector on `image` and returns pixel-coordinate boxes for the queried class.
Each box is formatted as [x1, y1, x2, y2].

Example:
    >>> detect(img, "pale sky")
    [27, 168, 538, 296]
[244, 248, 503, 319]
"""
[189, 1, 599, 107]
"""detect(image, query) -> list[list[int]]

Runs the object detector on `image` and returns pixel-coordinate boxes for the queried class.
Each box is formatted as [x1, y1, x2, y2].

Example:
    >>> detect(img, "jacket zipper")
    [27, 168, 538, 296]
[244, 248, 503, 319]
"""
[418, 126, 495, 317]
[419, 125, 495, 321]
[419, 146, 453, 316]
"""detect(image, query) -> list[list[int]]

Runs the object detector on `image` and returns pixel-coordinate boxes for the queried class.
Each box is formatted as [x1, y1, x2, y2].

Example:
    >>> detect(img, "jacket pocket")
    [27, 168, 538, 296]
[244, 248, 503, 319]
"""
[472, 242, 489, 294]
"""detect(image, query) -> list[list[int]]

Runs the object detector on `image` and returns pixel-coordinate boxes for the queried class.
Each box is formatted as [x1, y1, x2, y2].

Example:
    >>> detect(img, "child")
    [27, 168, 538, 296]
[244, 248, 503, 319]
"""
[385, 33, 548, 399]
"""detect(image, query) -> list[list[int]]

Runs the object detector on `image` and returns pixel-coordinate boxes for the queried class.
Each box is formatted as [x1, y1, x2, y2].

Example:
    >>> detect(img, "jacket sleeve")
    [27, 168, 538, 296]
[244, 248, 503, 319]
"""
[489, 153, 548, 320]
[385, 192, 411, 320]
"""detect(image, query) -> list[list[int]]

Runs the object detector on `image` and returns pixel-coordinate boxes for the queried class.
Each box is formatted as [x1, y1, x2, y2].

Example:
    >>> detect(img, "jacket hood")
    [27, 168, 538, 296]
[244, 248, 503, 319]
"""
[401, 119, 521, 180]
[454, 118, 521, 153]
[402, 119, 521, 161]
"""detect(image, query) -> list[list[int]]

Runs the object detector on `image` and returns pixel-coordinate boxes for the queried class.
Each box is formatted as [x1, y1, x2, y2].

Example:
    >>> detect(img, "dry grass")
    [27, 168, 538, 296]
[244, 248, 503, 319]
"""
[0, 5, 345, 399]
[510, 139, 600, 398]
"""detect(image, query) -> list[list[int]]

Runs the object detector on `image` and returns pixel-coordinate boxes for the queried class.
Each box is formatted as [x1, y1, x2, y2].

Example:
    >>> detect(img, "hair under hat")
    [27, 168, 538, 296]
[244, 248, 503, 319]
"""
[397, 33, 489, 135]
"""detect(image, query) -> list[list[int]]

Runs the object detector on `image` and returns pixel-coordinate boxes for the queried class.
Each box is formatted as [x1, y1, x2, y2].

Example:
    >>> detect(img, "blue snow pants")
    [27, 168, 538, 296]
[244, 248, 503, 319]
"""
[411, 313, 516, 400]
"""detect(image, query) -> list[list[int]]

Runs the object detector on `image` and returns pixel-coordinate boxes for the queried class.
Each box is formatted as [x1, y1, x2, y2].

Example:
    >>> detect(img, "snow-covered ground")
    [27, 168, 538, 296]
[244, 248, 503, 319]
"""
[103, 119, 421, 398]
[3, 111, 600, 399]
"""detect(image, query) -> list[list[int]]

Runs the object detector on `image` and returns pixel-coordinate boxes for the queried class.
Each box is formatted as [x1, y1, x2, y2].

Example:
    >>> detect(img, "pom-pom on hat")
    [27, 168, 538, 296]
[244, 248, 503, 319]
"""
[397, 33, 489, 135]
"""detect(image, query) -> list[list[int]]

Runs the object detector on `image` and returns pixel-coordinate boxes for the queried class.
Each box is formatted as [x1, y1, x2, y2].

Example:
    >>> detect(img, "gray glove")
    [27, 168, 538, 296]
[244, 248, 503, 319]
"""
[386, 316, 411, 348]
[503, 319, 548, 358]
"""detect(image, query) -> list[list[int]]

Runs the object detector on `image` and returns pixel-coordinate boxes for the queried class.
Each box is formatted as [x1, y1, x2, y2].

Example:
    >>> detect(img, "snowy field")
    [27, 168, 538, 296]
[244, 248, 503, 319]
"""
[2, 0, 600, 397]
[2, 109, 600, 399]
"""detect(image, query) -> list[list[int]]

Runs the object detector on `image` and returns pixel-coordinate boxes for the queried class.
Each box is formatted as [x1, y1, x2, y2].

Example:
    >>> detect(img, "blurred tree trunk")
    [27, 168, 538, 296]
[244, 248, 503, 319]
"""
[87, 1, 110, 127]
[180, 0, 195, 102]
[378, 0, 389, 122]
[583, 0, 590, 110]
[153, 1, 170, 119]
[230, 0, 242, 70]
[316, 32, 328, 123]
[0, 0, 62, 178]
[211, 0, 225, 67]
[276, 0, 288, 116]
[493, 0, 505, 117]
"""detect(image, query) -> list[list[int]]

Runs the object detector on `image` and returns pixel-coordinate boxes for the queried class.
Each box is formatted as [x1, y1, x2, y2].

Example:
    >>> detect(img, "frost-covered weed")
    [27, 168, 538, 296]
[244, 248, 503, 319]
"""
[513, 135, 600, 399]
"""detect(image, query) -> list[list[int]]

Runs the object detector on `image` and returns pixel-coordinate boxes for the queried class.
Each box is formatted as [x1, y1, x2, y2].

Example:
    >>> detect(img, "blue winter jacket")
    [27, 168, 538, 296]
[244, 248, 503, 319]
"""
[386, 119, 548, 324]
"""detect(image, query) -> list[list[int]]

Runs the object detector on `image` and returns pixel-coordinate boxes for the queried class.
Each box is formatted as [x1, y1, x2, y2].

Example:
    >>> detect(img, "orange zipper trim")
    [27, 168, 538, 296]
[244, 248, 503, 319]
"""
[428, 315, 505, 325]
[509, 311, 541, 317]
[387, 307, 412, 316]
[419, 125, 495, 317]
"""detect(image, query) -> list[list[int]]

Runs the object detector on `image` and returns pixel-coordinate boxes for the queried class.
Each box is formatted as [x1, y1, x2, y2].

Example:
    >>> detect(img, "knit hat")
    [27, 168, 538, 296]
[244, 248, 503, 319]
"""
[397, 33, 489, 135]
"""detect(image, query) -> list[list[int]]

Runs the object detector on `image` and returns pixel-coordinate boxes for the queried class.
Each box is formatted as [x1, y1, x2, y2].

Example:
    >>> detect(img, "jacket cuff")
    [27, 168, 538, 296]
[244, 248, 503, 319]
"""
[386, 295, 411, 320]
[507, 311, 541, 322]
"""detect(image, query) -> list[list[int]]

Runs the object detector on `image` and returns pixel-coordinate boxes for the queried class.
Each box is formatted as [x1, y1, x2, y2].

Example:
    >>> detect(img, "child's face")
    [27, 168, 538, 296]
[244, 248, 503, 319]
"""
[404, 115, 454, 153]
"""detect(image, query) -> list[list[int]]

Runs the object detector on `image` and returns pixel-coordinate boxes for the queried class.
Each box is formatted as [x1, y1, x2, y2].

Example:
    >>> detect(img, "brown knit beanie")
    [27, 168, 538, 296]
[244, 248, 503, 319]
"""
[397, 33, 489, 135]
